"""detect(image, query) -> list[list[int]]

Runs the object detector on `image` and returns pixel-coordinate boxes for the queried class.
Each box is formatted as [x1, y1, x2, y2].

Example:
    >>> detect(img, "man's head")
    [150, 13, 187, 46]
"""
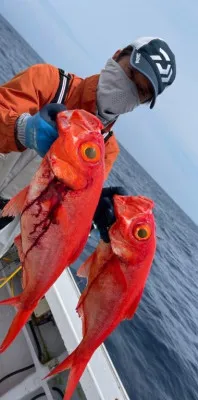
[96, 36, 176, 126]
[113, 45, 154, 105]
[114, 37, 176, 109]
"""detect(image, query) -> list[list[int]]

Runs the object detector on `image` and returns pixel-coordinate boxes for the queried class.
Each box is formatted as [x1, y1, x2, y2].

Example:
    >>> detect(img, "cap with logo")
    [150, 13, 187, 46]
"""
[130, 37, 176, 108]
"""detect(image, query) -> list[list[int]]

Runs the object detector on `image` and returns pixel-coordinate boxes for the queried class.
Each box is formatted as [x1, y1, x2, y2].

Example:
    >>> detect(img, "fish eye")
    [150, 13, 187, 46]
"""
[133, 224, 151, 241]
[80, 141, 101, 163]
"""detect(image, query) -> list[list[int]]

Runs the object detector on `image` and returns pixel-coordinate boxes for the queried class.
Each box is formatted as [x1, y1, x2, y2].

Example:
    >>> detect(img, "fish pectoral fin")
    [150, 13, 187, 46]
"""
[124, 289, 144, 320]
[1, 186, 29, 217]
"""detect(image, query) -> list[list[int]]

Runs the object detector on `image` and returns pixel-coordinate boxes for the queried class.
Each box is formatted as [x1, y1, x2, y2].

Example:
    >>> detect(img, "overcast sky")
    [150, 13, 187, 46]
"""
[1, 0, 197, 224]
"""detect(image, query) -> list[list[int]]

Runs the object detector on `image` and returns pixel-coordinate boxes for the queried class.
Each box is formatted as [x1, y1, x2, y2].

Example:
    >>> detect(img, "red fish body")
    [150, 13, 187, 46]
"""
[47, 195, 157, 400]
[0, 109, 105, 352]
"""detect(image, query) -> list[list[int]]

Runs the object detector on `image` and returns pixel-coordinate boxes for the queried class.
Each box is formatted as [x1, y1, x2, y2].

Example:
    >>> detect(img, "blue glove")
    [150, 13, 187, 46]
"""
[16, 103, 67, 157]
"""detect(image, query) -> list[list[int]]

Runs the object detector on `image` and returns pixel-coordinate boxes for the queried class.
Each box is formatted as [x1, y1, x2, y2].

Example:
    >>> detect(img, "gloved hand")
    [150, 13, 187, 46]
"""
[16, 103, 67, 157]
[92, 186, 129, 243]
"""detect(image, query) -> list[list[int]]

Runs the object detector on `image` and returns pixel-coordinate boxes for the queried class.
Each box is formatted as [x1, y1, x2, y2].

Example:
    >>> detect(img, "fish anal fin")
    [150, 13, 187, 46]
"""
[14, 234, 27, 288]
[21, 268, 28, 289]
[1, 186, 29, 217]
[14, 234, 24, 262]
[125, 289, 144, 320]
[75, 297, 87, 336]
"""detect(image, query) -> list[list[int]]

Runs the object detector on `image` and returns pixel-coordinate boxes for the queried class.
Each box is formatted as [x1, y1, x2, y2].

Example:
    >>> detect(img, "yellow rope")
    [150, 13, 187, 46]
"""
[0, 266, 22, 289]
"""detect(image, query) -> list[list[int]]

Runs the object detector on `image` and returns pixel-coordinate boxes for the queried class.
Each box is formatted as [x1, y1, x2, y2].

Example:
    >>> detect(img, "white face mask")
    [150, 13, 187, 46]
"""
[96, 58, 140, 126]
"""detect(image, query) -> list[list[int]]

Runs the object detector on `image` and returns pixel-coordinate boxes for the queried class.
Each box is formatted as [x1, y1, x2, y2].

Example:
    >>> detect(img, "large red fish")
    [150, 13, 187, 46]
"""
[46, 195, 156, 400]
[0, 109, 105, 352]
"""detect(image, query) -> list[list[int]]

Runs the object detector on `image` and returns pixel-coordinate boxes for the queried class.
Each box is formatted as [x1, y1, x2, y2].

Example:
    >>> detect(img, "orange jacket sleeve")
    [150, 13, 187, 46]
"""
[0, 63, 120, 179]
[0, 64, 59, 153]
[104, 134, 120, 180]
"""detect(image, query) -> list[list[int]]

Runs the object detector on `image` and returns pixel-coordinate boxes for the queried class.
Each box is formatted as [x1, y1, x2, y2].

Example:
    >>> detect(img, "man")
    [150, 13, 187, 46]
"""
[0, 37, 176, 242]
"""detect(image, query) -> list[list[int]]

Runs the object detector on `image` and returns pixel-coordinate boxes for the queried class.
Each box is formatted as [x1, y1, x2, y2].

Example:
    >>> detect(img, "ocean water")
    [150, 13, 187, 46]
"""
[0, 13, 198, 400]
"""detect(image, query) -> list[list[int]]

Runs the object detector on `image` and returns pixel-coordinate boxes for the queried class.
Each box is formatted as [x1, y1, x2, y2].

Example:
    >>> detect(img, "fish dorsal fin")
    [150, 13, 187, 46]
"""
[1, 186, 29, 217]
[77, 241, 112, 280]
[77, 253, 94, 278]
[124, 289, 144, 320]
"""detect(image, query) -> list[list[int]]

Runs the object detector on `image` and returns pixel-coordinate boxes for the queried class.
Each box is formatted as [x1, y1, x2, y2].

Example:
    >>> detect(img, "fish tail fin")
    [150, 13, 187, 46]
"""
[0, 296, 33, 353]
[45, 347, 90, 400]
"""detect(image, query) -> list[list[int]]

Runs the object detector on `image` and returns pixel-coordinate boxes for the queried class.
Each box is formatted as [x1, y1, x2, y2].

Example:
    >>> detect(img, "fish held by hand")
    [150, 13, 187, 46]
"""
[0, 109, 105, 352]
[46, 194, 156, 400]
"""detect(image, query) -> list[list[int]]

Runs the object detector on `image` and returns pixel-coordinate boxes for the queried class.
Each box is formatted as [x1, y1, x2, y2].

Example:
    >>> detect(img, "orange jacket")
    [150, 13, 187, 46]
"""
[0, 64, 120, 179]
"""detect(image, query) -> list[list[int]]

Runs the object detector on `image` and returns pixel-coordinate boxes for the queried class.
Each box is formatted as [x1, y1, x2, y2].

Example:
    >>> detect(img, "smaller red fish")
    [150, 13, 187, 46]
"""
[46, 195, 156, 400]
